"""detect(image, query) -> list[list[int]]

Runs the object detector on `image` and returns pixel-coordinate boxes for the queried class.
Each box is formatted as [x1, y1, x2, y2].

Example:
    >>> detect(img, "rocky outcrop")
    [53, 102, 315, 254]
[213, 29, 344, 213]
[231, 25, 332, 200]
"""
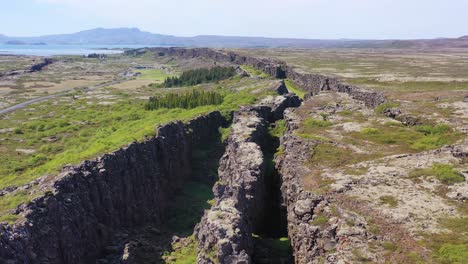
[0, 112, 225, 264]
[30, 58, 54, 72]
[275, 110, 379, 264]
[195, 94, 300, 264]
[146, 48, 384, 107]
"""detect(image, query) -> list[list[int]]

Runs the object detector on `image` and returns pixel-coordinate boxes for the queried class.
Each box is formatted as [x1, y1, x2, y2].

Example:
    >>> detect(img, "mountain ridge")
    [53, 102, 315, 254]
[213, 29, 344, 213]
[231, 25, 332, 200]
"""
[1, 28, 468, 48]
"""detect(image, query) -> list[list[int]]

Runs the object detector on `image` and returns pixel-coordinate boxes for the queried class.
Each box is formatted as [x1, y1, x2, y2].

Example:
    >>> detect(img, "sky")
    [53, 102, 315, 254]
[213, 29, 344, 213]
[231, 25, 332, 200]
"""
[1, 0, 467, 39]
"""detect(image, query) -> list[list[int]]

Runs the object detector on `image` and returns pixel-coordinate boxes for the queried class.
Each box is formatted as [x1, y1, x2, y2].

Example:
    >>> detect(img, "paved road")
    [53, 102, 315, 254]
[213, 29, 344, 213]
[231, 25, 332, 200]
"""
[0, 80, 123, 115]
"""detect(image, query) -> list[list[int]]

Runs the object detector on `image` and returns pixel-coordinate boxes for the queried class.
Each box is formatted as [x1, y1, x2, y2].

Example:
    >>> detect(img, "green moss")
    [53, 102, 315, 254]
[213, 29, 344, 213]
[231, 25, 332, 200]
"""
[219, 126, 232, 141]
[269, 120, 286, 138]
[311, 215, 329, 226]
[284, 79, 306, 99]
[410, 164, 464, 185]
[0, 214, 19, 224]
[379, 195, 398, 208]
[163, 235, 198, 264]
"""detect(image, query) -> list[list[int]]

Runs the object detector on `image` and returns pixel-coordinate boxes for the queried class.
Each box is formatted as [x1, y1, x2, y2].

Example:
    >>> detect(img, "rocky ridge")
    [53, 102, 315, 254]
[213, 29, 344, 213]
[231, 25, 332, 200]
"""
[195, 92, 300, 263]
[146, 47, 385, 107]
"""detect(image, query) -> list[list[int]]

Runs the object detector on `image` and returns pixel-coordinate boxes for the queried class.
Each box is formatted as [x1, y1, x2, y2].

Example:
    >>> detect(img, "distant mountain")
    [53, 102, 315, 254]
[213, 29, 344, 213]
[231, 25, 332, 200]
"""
[1, 28, 468, 48]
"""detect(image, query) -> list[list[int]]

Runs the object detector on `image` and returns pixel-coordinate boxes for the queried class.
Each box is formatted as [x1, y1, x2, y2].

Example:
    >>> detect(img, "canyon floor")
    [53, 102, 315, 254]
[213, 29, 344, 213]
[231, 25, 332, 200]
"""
[0, 48, 467, 264]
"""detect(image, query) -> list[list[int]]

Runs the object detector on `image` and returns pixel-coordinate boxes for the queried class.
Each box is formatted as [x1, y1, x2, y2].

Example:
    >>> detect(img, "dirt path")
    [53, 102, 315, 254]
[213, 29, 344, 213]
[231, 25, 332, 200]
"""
[0, 79, 123, 115]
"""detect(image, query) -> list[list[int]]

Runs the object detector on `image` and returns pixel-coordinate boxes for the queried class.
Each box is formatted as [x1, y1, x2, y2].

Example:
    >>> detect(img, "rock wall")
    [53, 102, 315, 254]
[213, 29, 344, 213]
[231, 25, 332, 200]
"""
[194, 94, 300, 264]
[0, 112, 225, 264]
[147, 47, 384, 107]
[274, 110, 377, 264]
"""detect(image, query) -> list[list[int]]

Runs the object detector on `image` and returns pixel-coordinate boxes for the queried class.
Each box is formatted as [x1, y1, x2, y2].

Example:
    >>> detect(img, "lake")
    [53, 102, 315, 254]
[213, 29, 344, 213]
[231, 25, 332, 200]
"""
[0, 44, 155, 56]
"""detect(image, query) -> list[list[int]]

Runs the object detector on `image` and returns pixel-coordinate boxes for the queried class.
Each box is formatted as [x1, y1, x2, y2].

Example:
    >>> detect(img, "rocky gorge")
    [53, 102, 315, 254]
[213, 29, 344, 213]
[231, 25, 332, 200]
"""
[2, 47, 465, 264]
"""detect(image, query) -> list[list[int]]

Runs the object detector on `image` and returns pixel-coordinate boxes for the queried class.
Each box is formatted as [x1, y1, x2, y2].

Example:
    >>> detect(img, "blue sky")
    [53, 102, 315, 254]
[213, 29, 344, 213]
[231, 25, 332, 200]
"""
[2, 0, 467, 39]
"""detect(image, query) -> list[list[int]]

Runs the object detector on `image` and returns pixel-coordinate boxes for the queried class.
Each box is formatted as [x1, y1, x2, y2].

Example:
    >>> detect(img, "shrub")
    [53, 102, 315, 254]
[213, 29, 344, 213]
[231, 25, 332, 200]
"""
[14, 128, 23, 134]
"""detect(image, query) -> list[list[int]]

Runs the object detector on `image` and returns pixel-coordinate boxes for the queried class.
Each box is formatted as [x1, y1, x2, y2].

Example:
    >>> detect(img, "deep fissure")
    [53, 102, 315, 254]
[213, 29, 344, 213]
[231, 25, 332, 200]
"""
[251, 122, 293, 264]
[96, 123, 228, 264]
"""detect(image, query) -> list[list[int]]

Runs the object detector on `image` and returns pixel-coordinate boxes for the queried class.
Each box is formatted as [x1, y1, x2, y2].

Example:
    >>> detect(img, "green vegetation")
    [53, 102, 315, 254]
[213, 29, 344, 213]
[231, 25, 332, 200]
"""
[355, 123, 460, 152]
[409, 163, 464, 185]
[424, 217, 468, 264]
[311, 215, 329, 226]
[162, 67, 236, 87]
[145, 90, 224, 110]
[0, 79, 274, 217]
[240, 65, 270, 78]
[163, 235, 198, 264]
[268, 120, 287, 138]
[219, 126, 231, 141]
[165, 182, 213, 234]
[375, 102, 400, 114]
[379, 195, 398, 208]
[310, 143, 370, 168]
[437, 244, 468, 264]
[303, 118, 332, 128]
[137, 69, 169, 81]
[284, 79, 306, 99]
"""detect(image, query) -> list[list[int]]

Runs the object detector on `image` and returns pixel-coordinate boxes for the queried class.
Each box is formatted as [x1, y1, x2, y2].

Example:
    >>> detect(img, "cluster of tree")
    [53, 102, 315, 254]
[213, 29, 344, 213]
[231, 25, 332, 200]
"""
[162, 66, 236, 87]
[145, 90, 224, 110]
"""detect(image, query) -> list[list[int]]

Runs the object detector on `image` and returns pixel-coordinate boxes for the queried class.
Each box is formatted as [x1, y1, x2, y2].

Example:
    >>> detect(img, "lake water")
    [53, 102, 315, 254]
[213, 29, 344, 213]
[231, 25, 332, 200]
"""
[0, 44, 155, 56]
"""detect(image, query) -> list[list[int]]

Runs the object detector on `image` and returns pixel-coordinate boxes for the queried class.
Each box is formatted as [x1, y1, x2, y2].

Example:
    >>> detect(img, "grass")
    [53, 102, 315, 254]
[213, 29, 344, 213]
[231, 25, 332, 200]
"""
[0, 80, 273, 218]
[423, 217, 468, 264]
[375, 101, 400, 114]
[379, 195, 398, 208]
[284, 79, 307, 99]
[309, 143, 371, 169]
[409, 164, 464, 185]
[354, 123, 460, 152]
[218, 126, 231, 141]
[268, 119, 287, 138]
[240, 64, 270, 78]
[163, 235, 198, 264]
[136, 69, 169, 81]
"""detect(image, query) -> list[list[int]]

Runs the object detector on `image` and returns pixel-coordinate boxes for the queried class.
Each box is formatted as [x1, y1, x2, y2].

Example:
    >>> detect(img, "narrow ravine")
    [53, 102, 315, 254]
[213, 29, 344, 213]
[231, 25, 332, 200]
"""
[195, 91, 300, 264]
[107, 133, 227, 264]
[251, 123, 292, 264]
